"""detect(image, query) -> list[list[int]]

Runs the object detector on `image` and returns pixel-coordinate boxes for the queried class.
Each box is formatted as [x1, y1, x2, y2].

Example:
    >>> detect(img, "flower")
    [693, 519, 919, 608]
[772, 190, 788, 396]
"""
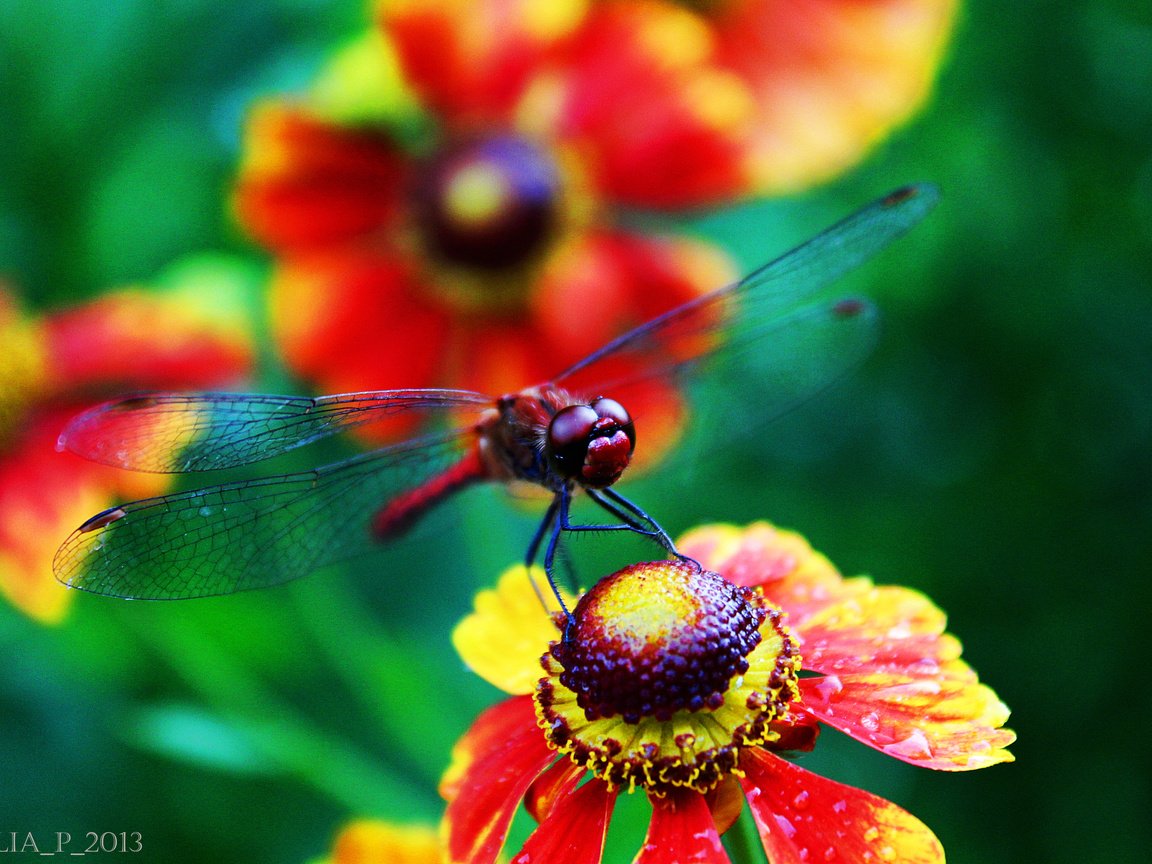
[382, 0, 959, 197]
[311, 820, 441, 864]
[443, 521, 1014, 863]
[0, 263, 252, 622]
[232, 15, 742, 445]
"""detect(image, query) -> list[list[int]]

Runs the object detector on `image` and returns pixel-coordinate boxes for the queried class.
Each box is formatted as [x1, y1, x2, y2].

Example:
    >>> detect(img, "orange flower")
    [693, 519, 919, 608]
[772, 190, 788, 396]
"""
[312, 820, 441, 864]
[233, 15, 738, 443]
[383, 0, 959, 197]
[443, 522, 1014, 863]
[0, 269, 252, 622]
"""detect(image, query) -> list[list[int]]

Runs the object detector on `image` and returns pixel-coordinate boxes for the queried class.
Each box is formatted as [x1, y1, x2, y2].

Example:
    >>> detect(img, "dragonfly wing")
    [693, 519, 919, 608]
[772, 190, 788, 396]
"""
[553, 184, 937, 397]
[53, 429, 474, 599]
[59, 389, 491, 472]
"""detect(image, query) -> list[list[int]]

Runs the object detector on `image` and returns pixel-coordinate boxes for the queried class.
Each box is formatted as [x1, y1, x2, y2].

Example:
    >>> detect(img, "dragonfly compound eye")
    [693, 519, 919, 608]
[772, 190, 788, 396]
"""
[547, 400, 636, 488]
[547, 404, 599, 477]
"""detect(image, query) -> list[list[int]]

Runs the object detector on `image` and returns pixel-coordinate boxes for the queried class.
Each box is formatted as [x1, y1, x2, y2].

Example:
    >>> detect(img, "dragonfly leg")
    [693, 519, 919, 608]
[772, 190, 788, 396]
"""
[582, 488, 701, 571]
[525, 495, 560, 569]
[587, 488, 678, 553]
[543, 488, 578, 638]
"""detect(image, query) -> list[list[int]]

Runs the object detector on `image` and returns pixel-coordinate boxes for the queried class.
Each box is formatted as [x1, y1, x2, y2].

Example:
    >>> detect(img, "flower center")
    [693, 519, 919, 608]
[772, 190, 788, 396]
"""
[415, 134, 559, 272]
[536, 561, 800, 794]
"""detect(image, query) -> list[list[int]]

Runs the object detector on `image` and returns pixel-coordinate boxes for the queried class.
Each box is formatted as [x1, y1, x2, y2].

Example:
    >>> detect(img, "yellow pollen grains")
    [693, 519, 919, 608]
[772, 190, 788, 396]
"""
[443, 162, 511, 227]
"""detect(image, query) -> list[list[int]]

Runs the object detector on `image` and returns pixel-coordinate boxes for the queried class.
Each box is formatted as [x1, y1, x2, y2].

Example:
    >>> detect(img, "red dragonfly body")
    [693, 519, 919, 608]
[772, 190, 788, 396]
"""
[371, 385, 634, 538]
[54, 186, 938, 605]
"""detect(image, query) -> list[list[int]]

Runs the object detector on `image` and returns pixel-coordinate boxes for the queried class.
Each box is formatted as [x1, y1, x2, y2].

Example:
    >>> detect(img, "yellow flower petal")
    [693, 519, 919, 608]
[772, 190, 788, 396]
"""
[452, 564, 571, 695]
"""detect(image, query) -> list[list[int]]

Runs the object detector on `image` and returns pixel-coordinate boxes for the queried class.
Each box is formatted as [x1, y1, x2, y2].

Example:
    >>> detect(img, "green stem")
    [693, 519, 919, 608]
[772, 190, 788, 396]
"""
[726, 805, 769, 864]
[121, 607, 433, 815]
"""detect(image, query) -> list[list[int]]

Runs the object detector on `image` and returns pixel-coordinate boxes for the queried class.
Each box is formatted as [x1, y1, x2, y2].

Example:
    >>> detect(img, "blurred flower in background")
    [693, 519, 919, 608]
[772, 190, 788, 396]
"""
[233, 26, 735, 445]
[0, 260, 253, 623]
[233, 0, 955, 444]
[310, 819, 441, 864]
[442, 521, 1013, 863]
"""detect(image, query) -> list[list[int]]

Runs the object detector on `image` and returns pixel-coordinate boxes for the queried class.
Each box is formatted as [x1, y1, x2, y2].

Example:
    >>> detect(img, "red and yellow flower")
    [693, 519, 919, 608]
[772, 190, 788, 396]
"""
[381, 0, 958, 197]
[312, 819, 441, 864]
[0, 270, 252, 623]
[233, 18, 736, 447]
[444, 521, 1014, 863]
[234, 0, 955, 450]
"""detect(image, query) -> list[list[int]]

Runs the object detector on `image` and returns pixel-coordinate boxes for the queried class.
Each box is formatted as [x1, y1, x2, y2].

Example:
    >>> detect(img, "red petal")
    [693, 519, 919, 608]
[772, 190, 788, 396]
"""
[43, 288, 251, 397]
[793, 585, 1014, 770]
[798, 672, 1015, 771]
[0, 412, 167, 623]
[441, 696, 559, 864]
[511, 778, 616, 864]
[679, 522, 864, 628]
[739, 748, 944, 864]
[794, 585, 959, 677]
[634, 789, 730, 864]
[524, 757, 586, 823]
[381, 0, 578, 126]
[268, 250, 452, 439]
[234, 102, 408, 252]
[534, 231, 734, 365]
[553, 4, 753, 208]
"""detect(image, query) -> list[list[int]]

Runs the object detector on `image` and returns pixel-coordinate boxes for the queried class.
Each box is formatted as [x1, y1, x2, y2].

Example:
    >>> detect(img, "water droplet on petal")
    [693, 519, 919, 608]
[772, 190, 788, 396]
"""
[809, 675, 843, 706]
[773, 814, 797, 839]
[881, 728, 934, 761]
[860, 711, 881, 732]
[792, 790, 811, 810]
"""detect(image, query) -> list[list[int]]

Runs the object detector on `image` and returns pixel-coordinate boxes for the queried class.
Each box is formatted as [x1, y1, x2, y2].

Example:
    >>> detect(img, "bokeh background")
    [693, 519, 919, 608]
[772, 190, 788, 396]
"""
[2, 1, 1150, 862]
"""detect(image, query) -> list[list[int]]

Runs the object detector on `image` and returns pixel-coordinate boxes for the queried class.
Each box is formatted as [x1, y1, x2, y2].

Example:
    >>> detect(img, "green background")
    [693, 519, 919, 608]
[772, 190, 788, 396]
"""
[2, 1, 1150, 861]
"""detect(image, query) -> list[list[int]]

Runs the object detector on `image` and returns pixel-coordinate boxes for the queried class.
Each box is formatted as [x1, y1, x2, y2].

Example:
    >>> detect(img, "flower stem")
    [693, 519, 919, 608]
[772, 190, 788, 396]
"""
[726, 806, 769, 864]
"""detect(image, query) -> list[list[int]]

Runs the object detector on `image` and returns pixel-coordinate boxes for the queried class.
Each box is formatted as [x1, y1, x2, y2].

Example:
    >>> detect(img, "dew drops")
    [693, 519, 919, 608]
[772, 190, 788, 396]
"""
[773, 813, 797, 839]
[792, 790, 811, 810]
[881, 728, 934, 761]
[860, 711, 881, 732]
[863, 826, 880, 843]
[823, 846, 838, 861]
[832, 799, 848, 815]
[808, 675, 843, 705]
[198, 505, 214, 518]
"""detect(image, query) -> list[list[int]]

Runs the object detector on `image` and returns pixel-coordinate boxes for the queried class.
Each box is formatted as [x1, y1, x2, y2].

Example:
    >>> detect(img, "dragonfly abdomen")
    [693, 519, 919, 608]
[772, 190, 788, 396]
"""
[371, 446, 487, 540]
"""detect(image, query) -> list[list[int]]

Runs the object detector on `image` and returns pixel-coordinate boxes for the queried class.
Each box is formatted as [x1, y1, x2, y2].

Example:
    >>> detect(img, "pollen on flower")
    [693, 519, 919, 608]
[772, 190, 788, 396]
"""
[443, 163, 511, 226]
[535, 560, 801, 795]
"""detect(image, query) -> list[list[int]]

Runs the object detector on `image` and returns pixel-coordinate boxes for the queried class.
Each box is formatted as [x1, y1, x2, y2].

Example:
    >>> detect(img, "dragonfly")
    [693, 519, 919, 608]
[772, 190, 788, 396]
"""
[53, 184, 938, 621]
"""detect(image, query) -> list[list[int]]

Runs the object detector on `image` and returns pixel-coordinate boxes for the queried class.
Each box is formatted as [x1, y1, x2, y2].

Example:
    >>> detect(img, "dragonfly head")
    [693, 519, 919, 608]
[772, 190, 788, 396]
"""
[546, 397, 635, 489]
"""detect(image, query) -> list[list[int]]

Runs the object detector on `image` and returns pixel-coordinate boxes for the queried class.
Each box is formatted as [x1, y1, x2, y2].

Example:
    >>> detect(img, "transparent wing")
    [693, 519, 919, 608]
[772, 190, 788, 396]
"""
[553, 184, 938, 400]
[58, 389, 491, 473]
[53, 429, 474, 599]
